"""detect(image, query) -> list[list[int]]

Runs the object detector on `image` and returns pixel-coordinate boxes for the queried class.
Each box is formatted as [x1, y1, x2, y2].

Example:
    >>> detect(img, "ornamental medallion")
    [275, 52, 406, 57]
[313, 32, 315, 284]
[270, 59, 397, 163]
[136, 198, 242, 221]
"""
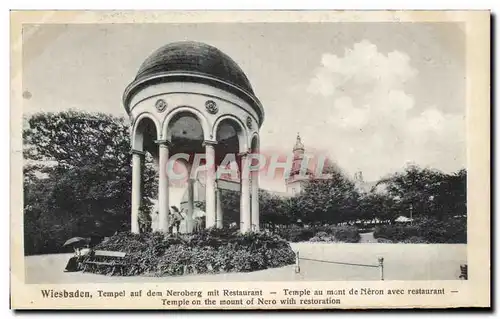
[205, 100, 218, 114]
[246, 116, 253, 129]
[155, 99, 167, 112]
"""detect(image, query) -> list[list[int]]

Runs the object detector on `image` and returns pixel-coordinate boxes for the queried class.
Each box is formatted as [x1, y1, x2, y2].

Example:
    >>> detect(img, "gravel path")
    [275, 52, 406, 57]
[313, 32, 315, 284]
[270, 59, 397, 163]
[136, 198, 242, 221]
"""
[359, 232, 377, 243]
[24, 243, 466, 284]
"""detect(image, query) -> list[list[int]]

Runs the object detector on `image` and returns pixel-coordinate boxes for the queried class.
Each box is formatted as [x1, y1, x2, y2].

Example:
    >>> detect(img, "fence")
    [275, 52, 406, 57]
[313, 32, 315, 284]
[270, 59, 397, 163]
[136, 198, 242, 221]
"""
[294, 250, 385, 281]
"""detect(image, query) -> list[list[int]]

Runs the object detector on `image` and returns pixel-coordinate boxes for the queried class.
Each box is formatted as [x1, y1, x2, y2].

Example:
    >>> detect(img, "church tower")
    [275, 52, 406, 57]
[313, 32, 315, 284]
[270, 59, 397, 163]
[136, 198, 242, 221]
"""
[286, 133, 312, 195]
[291, 133, 305, 176]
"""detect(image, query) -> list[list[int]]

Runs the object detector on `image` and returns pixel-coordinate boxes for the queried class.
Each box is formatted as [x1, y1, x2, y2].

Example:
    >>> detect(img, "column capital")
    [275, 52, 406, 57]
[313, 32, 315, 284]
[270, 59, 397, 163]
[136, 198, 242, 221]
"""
[130, 149, 146, 156]
[202, 140, 218, 147]
[154, 139, 173, 149]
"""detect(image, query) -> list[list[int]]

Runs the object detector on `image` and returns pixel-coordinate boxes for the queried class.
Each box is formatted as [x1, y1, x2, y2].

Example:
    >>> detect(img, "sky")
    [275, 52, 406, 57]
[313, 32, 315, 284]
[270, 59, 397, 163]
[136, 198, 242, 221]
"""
[22, 22, 466, 191]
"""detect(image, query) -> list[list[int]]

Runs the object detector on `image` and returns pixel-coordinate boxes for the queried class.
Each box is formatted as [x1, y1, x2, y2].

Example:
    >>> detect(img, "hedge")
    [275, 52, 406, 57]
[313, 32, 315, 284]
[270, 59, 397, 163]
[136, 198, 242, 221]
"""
[373, 218, 466, 244]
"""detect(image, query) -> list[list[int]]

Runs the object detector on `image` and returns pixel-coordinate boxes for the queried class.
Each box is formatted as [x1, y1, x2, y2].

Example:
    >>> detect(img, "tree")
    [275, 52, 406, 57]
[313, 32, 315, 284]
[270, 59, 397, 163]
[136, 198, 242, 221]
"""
[431, 168, 466, 219]
[219, 189, 240, 226]
[259, 190, 296, 228]
[375, 165, 466, 221]
[23, 111, 157, 254]
[217, 189, 297, 229]
[358, 192, 398, 224]
[295, 170, 361, 225]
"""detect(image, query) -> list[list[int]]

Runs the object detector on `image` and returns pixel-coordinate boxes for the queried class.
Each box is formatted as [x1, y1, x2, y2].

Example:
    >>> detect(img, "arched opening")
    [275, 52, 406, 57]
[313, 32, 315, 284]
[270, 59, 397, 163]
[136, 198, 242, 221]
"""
[215, 119, 241, 166]
[166, 112, 205, 162]
[132, 116, 159, 233]
[251, 135, 259, 155]
[165, 112, 207, 233]
[214, 118, 247, 228]
[133, 116, 159, 154]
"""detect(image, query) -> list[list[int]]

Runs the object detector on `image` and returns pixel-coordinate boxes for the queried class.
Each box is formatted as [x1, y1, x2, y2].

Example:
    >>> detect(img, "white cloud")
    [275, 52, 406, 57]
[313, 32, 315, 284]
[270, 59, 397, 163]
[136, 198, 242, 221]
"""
[308, 40, 418, 97]
[301, 40, 465, 181]
[329, 96, 370, 130]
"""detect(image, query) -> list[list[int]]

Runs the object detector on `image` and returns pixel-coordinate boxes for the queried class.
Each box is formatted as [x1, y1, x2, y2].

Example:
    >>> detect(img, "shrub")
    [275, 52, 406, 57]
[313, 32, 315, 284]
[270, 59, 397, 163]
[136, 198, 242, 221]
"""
[376, 238, 394, 243]
[415, 218, 466, 243]
[330, 226, 361, 243]
[276, 225, 314, 242]
[86, 228, 296, 276]
[309, 236, 336, 242]
[315, 231, 329, 238]
[309, 225, 360, 243]
[309, 231, 336, 242]
[276, 225, 360, 243]
[400, 236, 429, 244]
[373, 217, 466, 243]
[374, 224, 418, 242]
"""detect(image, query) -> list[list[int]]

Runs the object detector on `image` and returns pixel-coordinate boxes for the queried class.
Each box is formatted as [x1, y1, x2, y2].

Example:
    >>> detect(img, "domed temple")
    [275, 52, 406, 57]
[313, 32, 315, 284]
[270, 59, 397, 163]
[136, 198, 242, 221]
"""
[123, 41, 264, 234]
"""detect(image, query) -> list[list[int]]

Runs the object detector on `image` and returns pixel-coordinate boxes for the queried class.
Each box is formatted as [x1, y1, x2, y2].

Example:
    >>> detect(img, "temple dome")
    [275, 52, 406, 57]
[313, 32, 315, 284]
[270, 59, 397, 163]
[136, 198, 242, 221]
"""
[136, 41, 254, 93]
[123, 41, 263, 121]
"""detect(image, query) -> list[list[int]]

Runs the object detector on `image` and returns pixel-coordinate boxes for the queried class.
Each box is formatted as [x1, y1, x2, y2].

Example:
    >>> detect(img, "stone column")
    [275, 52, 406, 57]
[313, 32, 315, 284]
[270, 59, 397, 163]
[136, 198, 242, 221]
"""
[216, 186, 223, 228]
[131, 149, 144, 234]
[155, 140, 171, 233]
[239, 151, 251, 233]
[187, 177, 195, 233]
[204, 140, 217, 228]
[251, 169, 260, 232]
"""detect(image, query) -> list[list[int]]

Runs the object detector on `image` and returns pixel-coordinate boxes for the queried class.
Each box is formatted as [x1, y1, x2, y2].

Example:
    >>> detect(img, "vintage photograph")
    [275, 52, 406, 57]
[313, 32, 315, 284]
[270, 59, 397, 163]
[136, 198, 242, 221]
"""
[21, 21, 468, 284]
[11, 10, 490, 309]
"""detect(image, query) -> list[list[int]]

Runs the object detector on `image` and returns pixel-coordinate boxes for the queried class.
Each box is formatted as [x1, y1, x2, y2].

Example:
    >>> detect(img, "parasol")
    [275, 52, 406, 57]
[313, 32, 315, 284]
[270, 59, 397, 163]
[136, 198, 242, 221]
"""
[62, 237, 88, 247]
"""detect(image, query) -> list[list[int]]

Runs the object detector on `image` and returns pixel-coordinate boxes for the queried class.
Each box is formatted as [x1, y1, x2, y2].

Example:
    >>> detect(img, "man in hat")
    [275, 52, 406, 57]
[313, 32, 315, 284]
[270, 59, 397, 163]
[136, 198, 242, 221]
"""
[169, 206, 184, 234]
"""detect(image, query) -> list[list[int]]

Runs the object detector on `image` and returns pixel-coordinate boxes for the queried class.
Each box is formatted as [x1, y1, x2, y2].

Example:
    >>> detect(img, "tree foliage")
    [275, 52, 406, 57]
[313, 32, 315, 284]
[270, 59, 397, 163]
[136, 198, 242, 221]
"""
[260, 190, 297, 227]
[295, 170, 361, 225]
[23, 111, 157, 255]
[212, 164, 466, 231]
[375, 165, 466, 221]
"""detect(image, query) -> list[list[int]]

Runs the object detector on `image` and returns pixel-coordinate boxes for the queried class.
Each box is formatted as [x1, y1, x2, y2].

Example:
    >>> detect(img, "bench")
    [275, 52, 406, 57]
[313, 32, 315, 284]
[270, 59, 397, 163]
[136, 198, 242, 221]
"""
[82, 250, 127, 275]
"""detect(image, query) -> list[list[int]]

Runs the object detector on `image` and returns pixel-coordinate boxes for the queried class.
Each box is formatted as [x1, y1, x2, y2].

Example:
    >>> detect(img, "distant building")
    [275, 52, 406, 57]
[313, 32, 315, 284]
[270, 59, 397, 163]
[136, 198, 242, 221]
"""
[353, 170, 378, 194]
[285, 133, 313, 196]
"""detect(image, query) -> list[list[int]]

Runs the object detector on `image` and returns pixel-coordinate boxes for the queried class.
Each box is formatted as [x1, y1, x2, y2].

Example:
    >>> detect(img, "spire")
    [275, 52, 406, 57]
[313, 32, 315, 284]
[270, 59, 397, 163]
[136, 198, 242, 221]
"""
[293, 132, 304, 151]
[354, 171, 364, 183]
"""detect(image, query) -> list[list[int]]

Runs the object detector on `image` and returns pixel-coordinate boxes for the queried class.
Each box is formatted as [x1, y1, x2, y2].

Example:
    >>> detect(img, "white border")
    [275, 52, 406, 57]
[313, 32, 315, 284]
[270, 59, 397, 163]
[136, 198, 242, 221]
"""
[4, 1, 497, 317]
